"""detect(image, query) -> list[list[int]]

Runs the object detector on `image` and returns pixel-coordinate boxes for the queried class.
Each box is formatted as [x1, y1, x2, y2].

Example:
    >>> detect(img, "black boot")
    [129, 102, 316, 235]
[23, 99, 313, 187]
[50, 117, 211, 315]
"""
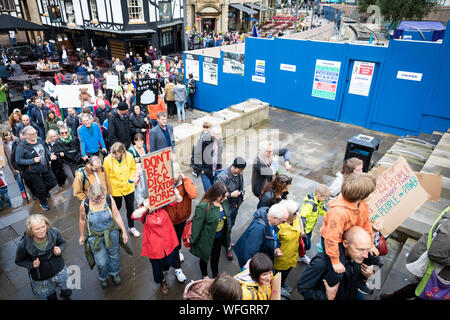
[47, 292, 58, 300]
[60, 289, 72, 299]
[379, 283, 418, 300]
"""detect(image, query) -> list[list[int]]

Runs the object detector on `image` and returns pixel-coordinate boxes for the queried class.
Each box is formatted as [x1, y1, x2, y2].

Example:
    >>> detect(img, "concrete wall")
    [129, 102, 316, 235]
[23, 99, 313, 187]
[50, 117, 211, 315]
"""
[184, 22, 450, 137]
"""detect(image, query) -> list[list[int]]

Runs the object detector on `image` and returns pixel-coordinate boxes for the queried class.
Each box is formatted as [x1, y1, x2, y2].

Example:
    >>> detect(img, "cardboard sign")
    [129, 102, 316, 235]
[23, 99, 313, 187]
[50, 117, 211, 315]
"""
[106, 75, 119, 90]
[0, 143, 5, 167]
[270, 272, 281, 300]
[55, 84, 95, 108]
[135, 78, 158, 105]
[141, 147, 176, 212]
[376, 166, 442, 202]
[369, 156, 429, 237]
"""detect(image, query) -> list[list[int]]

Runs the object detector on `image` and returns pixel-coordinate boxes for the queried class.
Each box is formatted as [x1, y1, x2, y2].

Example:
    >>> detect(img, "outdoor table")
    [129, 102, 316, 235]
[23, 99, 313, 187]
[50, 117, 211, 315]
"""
[7, 74, 39, 87]
[20, 61, 38, 70]
[39, 68, 63, 77]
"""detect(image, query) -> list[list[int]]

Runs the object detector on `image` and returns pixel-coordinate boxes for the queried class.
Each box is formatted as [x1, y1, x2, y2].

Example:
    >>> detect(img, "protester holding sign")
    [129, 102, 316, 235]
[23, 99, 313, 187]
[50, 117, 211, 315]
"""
[103, 142, 139, 238]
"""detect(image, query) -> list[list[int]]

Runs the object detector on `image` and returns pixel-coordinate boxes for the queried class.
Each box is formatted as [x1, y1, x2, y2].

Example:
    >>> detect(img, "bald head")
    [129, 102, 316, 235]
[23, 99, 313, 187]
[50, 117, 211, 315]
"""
[342, 226, 373, 264]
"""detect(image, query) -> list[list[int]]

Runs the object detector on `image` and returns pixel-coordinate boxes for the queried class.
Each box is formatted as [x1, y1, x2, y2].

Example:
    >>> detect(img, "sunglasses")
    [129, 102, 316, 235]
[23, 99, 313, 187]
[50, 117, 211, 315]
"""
[60, 131, 69, 134]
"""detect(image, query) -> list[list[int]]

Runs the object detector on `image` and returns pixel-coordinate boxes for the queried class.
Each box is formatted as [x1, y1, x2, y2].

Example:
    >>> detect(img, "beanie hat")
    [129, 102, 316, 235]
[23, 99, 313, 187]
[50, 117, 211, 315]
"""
[117, 102, 128, 111]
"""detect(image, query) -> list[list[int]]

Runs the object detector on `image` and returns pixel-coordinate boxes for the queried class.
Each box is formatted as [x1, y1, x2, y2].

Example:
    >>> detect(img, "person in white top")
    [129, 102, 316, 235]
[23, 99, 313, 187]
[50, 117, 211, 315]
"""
[328, 157, 364, 198]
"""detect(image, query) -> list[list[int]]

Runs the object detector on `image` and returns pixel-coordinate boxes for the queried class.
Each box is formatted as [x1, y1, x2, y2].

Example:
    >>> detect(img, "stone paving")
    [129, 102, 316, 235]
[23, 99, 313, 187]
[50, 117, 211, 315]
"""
[0, 107, 400, 300]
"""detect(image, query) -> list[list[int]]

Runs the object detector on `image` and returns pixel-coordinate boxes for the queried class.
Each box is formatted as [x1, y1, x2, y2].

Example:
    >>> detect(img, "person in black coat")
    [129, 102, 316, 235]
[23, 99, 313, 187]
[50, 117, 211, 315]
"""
[129, 104, 150, 139]
[108, 102, 132, 149]
[15, 214, 72, 300]
[297, 226, 375, 300]
[64, 108, 80, 138]
[52, 125, 82, 185]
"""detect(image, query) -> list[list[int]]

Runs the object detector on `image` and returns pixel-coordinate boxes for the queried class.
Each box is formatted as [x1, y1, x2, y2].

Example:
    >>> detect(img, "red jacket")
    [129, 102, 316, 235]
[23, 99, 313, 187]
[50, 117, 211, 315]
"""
[132, 207, 178, 259]
[54, 73, 64, 85]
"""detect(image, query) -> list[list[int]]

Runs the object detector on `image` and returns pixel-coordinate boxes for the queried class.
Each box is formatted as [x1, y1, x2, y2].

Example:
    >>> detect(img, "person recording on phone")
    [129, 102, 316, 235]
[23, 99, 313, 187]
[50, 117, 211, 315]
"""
[215, 157, 247, 260]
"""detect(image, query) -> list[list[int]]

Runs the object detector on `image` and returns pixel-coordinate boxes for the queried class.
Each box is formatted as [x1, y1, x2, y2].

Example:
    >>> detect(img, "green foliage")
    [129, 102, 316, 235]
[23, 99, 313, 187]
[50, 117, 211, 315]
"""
[357, 0, 443, 24]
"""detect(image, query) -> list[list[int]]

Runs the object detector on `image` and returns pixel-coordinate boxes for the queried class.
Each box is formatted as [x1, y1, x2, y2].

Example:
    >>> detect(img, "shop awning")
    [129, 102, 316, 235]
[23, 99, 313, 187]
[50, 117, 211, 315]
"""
[229, 3, 258, 15]
[244, 3, 271, 12]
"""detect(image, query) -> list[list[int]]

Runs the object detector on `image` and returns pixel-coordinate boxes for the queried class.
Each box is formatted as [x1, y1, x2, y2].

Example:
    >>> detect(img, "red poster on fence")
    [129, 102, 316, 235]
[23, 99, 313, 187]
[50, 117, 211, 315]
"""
[141, 147, 176, 211]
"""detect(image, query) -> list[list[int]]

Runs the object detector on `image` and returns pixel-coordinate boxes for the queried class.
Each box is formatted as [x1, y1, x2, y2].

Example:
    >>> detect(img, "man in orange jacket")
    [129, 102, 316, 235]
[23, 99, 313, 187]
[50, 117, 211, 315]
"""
[147, 93, 167, 127]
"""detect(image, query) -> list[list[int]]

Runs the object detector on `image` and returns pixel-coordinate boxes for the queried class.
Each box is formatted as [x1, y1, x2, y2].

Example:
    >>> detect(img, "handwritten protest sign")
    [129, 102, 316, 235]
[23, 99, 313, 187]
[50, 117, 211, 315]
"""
[141, 147, 176, 211]
[56, 84, 95, 108]
[369, 156, 429, 237]
[0, 143, 5, 167]
[136, 78, 158, 105]
[106, 75, 119, 90]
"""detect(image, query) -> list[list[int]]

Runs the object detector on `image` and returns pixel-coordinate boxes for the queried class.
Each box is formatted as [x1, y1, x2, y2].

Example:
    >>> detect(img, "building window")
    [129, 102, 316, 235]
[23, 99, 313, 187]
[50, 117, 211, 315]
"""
[160, 30, 173, 47]
[41, 0, 49, 14]
[65, 1, 75, 24]
[89, 0, 98, 21]
[128, 0, 144, 21]
[0, 0, 15, 11]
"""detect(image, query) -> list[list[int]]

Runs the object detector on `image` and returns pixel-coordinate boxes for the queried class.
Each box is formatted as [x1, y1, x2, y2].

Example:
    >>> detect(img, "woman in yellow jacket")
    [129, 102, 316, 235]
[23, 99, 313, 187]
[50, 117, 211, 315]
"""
[234, 253, 275, 300]
[103, 142, 139, 237]
[274, 199, 302, 295]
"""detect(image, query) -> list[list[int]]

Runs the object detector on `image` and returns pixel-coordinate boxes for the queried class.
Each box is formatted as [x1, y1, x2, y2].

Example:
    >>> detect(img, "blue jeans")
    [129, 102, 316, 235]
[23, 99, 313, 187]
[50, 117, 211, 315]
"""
[0, 187, 11, 208]
[304, 232, 312, 251]
[200, 173, 215, 192]
[88, 229, 121, 281]
[16, 173, 25, 192]
[175, 101, 185, 121]
[228, 206, 239, 231]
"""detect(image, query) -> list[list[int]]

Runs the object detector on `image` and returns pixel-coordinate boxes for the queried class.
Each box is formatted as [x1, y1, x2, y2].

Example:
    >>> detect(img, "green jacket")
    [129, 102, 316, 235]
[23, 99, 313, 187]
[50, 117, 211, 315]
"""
[190, 200, 230, 262]
[300, 192, 327, 234]
[84, 214, 133, 270]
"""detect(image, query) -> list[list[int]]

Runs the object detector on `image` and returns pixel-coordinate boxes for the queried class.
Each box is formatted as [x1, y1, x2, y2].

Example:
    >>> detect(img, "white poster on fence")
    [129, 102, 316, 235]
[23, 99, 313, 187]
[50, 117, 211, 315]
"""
[348, 61, 375, 96]
[311, 59, 341, 100]
[185, 54, 200, 81]
[203, 56, 218, 86]
[56, 84, 95, 108]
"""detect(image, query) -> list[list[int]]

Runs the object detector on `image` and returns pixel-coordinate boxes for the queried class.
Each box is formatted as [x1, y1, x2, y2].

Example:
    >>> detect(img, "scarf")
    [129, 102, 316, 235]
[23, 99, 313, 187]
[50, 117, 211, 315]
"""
[60, 134, 72, 144]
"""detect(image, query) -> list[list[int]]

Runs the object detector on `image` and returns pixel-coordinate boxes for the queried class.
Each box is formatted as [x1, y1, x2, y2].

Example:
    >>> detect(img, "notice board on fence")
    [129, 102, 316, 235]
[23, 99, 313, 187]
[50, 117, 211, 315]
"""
[141, 147, 176, 211]
[369, 156, 429, 237]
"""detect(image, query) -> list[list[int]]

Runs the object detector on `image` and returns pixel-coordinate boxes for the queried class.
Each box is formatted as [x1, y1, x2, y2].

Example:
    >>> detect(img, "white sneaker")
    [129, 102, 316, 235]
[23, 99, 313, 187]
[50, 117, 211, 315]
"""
[179, 251, 184, 263]
[129, 227, 140, 237]
[298, 255, 311, 264]
[174, 268, 187, 283]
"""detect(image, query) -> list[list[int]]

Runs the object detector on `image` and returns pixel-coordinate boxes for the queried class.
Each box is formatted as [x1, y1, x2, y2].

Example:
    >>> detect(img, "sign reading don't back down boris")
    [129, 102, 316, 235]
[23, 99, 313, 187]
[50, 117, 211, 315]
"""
[368, 156, 429, 237]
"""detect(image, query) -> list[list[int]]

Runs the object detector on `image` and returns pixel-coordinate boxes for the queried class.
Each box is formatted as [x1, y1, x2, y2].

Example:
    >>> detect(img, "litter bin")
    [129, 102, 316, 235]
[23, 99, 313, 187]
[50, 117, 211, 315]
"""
[344, 134, 380, 172]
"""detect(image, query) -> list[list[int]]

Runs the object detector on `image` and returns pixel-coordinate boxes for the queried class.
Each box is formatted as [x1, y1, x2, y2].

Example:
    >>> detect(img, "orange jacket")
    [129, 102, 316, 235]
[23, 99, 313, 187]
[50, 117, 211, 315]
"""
[165, 176, 198, 225]
[147, 95, 167, 120]
[320, 194, 374, 265]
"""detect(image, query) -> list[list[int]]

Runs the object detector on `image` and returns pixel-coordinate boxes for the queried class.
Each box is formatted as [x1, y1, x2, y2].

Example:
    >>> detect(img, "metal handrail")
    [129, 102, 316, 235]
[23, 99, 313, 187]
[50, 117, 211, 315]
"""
[398, 138, 435, 148]
[387, 149, 426, 162]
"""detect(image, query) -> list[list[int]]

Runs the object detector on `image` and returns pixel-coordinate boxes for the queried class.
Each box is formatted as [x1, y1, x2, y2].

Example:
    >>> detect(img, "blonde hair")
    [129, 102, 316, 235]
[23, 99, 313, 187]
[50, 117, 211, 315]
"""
[46, 129, 59, 143]
[110, 142, 126, 159]
[315, 184, 331, 198]
[341, 173, 377, 202]
[26, 214, 50, 238]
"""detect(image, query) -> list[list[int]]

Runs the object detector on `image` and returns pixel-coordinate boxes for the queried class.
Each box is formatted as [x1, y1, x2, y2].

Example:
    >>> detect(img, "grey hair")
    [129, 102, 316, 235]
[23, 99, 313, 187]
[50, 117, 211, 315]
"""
[22, 125, 35, 136]
[80, 113, 93, 121]
[268, 203, 289, 219]
[279, 199, 299, 216]
[87, 183, 106, 201]
[26, 214, 50, 238]
[259, 140, 272, 158]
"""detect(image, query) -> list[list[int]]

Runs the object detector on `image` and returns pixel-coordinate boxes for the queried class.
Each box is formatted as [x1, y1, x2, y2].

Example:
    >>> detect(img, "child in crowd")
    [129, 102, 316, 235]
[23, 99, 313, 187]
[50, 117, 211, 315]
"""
[319, 173, 379, 288]
[299, 184, 331, 264]
[0, 169, 12, 209]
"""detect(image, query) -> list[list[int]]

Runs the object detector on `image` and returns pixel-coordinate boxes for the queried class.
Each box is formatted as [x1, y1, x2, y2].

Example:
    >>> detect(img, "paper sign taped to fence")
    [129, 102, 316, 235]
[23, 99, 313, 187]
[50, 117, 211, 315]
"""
[369, 156, 428, 237]
[141, 147, 176, 212]
[376, 166, 442, 202]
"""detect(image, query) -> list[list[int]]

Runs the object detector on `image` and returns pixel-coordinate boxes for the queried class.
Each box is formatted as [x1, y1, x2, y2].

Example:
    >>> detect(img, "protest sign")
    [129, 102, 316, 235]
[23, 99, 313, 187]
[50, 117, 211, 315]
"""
[55, 84, 95, 108]
[369, 156, 429, 237]
[43, 81, 57, 97]
[376, 166, 442, 202]
[270, 272, 281, 300]
[0, 143, 5, 167]
[141, 147, 176, 211]
[136, 78, 158, 105]
[106, 75, 119, 90]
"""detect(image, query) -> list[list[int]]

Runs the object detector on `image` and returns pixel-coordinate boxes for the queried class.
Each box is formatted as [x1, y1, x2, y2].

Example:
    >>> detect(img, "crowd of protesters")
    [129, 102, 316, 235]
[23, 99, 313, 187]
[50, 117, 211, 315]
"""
[0, 40, 447, 302]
